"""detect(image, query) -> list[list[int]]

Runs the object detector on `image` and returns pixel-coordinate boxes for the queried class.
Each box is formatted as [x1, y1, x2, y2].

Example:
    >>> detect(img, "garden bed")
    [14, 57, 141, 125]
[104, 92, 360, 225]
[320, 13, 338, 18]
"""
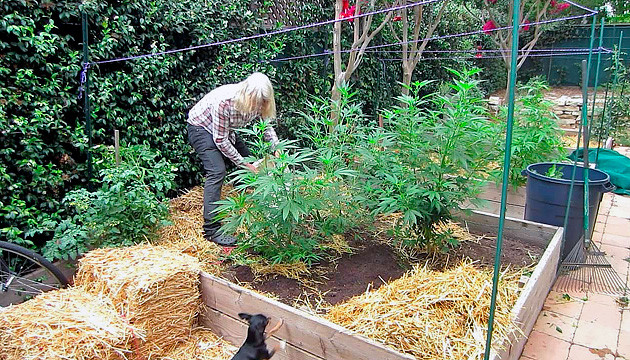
[225, 224, 543, 307]
[199, 210, 563, 360]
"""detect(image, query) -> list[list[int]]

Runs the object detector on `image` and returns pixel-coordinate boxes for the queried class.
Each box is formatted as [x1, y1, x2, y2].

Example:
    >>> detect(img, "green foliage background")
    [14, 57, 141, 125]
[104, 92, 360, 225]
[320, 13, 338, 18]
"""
[0, 0, 528, 253]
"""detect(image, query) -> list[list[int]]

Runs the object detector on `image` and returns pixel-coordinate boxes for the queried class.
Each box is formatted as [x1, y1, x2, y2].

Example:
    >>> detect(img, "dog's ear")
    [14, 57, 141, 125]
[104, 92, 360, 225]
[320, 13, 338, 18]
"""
[238, 313, 252, 321]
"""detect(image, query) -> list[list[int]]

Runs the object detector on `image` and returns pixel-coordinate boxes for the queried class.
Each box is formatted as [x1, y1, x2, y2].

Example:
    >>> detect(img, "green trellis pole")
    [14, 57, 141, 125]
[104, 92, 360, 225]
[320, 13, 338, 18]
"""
[482, 0, 520, 357]
[581, 16, 598, 251]
[588, 18, 605, 166]
[558, 16, 596, 262]
[596, 31, 623, 164]
[81, 11, 93, 187]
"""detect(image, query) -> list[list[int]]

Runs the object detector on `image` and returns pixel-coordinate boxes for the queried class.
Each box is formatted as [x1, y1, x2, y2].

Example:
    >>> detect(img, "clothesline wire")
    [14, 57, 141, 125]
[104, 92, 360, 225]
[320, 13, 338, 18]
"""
[90, 0, 443, 66]
[361, 47, 611, 53]
[90, 0, 599, 66]
[377, 50, 599, 61]
[260, 12, 596, 63]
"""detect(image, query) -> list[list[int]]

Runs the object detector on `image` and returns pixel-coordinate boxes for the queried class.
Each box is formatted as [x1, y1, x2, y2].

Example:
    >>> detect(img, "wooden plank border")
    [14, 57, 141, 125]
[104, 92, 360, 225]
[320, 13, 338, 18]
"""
[199, 273, 414, 360]
[199, 211, 562, 360]
[491, 226, 564, 360]
[456, 209, 558, 248]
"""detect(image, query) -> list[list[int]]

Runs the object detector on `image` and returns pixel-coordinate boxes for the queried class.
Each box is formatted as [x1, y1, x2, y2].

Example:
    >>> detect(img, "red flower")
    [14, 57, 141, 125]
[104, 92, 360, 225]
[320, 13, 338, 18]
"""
[488, 0, 497, 4]
[550, 2, 570, 13]
[393, 15, 402, 21]
[521, 19, 530, 31]
[340, 5, 356, 21]
[556, 2, 570, 11]
[475, 45, 483, 58]
[550, 0, 557, 7]
[340, 0, 357, 22]
[483, 20, 497, 35]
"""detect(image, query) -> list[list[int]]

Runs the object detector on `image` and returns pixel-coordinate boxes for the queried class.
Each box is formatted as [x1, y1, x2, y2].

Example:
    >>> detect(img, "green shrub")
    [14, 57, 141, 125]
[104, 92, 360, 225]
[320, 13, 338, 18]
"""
[357, 68, 495, 250]
[215, 135, 360, 265]
[493, 77, 565, 187]
[42, 145, 176, 260]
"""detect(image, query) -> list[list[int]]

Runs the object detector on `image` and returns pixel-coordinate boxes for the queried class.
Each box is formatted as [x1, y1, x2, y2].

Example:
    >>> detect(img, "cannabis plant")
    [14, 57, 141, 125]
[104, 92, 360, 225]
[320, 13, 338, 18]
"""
[215, 132, 360, 265]
[493, 77, 565, 187]
[357, 68, 495, 250]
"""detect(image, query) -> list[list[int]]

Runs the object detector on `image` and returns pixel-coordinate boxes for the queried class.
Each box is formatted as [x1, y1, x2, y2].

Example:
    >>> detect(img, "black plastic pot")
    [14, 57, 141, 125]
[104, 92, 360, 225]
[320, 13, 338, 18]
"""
[521, 162, 614, 260]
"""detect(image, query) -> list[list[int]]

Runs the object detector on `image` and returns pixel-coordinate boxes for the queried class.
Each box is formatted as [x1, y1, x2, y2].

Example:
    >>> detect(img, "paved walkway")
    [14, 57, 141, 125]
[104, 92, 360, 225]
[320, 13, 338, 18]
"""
[519, 149, 630, 360]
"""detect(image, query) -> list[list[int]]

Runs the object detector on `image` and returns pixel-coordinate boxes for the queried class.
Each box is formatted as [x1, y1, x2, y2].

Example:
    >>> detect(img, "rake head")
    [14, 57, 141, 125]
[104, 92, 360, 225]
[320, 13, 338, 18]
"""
[556, 238, 629, 297]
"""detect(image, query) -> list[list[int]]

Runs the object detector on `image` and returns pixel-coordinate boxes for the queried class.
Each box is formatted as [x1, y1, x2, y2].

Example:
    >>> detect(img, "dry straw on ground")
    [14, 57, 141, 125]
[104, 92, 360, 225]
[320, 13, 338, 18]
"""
[157, 186, 225, 275]
[0, 287, 142, 360]
[159, 327, 238, 360]
[326, 261, 521, 360]
[74, 244, 202, 357]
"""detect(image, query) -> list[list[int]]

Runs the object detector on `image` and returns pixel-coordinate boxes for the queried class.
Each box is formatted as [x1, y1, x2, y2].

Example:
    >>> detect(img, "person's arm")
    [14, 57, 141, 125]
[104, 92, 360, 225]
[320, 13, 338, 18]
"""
[262, 119, 280, 156]
[213, 101, 246, 166]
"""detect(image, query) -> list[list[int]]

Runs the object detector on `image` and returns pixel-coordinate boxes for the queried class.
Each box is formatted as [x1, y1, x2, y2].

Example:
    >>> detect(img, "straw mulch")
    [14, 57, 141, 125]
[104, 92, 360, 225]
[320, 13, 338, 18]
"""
[158, 327, 238, 360]
[325, 261, 522, 360]
[157, 186, 225, 275]
[0, 287, 143, 360]
[73, 244, 202, 358]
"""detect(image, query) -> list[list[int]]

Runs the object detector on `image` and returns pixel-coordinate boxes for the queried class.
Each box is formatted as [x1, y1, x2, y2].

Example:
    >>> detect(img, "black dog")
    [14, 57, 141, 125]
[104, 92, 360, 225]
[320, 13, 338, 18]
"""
[231, 313, 284, 360]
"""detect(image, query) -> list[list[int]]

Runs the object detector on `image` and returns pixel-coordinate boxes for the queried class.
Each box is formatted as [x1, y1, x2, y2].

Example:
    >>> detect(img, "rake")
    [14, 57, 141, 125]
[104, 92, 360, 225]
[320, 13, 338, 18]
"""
[556, 237, 629, 296]
[556, 60, 629, 297]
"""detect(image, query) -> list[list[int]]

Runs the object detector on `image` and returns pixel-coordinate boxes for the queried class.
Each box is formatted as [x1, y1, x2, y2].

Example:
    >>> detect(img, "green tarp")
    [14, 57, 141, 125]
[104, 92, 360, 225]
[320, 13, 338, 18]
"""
[569, 148, 630, 196]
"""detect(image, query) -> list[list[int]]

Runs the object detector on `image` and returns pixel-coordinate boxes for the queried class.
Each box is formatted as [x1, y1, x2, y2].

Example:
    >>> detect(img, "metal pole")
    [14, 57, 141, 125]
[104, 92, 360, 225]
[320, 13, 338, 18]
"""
[483, 0, 520, 357]
[588, 19, 605, 130]
[610, 32, 624, 140]
[590, 19, 605, 164]
[581, 60, 591, 247]
[558, 17, 595, 264]
[581, 17, 597, 245]
[597, 31, 623, 163]
[82, 11, 93, 187]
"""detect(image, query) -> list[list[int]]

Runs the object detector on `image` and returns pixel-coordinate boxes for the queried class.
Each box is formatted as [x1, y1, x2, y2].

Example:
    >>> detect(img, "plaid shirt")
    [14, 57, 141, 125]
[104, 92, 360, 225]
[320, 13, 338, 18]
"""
[188, 84, 279, 165]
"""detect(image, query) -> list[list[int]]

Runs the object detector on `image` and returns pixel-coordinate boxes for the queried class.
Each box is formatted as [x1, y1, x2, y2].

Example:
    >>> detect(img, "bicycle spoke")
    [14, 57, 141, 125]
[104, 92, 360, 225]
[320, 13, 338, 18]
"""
[1, 241, 68, 306]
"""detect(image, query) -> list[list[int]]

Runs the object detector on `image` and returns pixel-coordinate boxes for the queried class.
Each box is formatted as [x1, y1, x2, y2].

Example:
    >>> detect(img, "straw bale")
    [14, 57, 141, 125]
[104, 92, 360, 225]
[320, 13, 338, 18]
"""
[74, 244, 202, 357]
[325, 261, 521, 360]
[158, 327, 237, 360]
[157, 186, 228, 275]
[0, 287, 143, 360]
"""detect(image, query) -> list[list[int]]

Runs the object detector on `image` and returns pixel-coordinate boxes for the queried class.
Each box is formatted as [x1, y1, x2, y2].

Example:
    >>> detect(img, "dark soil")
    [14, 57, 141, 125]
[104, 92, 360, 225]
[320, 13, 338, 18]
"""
[222, 231, 544, 307]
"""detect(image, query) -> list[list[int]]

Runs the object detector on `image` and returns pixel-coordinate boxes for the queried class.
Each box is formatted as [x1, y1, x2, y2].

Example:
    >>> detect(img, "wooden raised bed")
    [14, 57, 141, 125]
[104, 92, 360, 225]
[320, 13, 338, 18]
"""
[198, 210, 563, 360]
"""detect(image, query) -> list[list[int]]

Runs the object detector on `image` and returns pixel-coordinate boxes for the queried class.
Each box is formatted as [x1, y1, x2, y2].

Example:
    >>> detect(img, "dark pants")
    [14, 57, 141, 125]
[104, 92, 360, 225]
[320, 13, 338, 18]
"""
[187, 124, 251, 238]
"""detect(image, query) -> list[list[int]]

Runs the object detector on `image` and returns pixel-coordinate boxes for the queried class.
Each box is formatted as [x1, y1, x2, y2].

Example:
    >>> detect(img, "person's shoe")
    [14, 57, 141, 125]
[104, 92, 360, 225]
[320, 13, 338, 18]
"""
[208, 232, 238, 247]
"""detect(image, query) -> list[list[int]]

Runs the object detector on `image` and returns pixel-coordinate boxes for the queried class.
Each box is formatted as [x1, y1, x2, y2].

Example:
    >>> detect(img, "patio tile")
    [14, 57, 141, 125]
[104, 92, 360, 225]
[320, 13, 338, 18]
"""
[593, 231, 605, 242]
[532, 310, 578, 342]
[609, 207, 630, 220]
[600, 236, 630, 250]
[542, 291, 584, 319]
[612, 195, 630, 208]
[521, 330, 571, 360]
[552, 280, 589, 302]
[567, 344, 616, 359]
[617, 330, 630, 359]
[605, 216, 630, 228]
[586, 293, 627, 306]
[573, 300, 622, 351]
[621, 311, 630, 333]
[604, 222, 630, 238]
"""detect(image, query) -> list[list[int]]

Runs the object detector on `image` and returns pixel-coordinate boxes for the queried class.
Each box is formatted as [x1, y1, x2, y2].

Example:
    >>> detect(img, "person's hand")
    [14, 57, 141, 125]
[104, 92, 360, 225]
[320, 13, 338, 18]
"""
[245, 163, 259, 173]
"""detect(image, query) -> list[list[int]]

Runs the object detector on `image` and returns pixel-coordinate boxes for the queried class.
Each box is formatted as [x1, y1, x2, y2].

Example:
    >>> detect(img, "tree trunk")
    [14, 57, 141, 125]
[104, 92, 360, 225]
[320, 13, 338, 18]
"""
[402, 70, 413, 96]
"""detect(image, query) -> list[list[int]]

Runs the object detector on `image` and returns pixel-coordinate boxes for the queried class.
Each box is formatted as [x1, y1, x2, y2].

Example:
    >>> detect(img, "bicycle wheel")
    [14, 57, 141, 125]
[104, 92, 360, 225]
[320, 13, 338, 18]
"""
[0, 241, 69, 307]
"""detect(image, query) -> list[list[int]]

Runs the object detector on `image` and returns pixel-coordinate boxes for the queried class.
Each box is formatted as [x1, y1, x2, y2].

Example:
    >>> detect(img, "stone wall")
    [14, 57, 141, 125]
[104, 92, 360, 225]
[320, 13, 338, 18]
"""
[487, 91, 605, 129]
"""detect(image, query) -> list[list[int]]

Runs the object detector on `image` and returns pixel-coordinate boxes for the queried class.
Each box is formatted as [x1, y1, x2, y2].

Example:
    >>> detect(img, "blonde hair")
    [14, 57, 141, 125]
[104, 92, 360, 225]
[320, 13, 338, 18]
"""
[234, 72, 276, 119]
